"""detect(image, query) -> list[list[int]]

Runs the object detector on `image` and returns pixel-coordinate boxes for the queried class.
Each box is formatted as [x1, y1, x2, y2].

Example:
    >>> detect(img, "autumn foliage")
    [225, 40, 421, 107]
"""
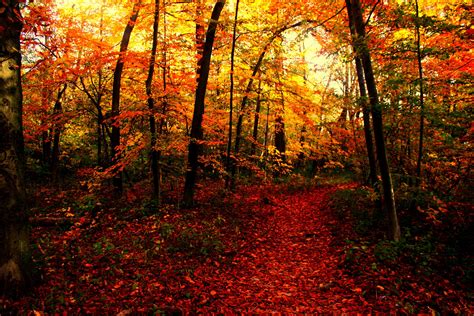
[0, 0, 472, 312]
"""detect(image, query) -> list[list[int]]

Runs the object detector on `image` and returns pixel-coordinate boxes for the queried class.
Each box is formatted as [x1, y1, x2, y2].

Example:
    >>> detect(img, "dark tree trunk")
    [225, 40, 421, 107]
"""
[42, 130, 51, 166]
[111, 0, 141, 195]
[414, 0, 425, 186]
[264, 102, 270, 157]
[274, 48, 286, 162]
[226, 0, 240, 189]
[146, 0, 161, 201]
[97, 115, 102, 166]
[346, 0, 401, 241]
[102, 123, 109, 164]
[183, 0, 226, 207]
[274, 115, 286, 159]
[0, 0, 31, 296]
[50, 84, 67, 182]
[251, 78, 262, 156]
[346, 3, 377, 186]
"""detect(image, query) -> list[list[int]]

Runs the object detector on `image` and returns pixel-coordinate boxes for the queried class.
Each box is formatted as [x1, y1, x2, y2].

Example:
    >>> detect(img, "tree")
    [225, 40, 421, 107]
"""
[414, 0, 425, 186]
[110, 0, 142, 195]
[146, 0, 161, 201]
[183, 0, 226, 207]
[346, 4, 377, 186]
[0, 0, 31, 296]
[346, 0, 401, 241]
[226, 0, 240, 189]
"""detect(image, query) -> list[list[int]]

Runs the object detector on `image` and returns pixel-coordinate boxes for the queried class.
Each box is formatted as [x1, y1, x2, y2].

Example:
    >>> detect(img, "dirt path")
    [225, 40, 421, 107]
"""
[189, 184, 368, 313]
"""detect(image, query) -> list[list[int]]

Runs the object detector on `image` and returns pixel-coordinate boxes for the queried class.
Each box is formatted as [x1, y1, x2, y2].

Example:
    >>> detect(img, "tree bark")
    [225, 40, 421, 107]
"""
[110, 0, 142, 195]
[226, 0, 240, 189]
[51, 84, 67, 182]
[414, 0, 425, 186]
[183, 0, 226, 207]
[274, 115, 286, 159]
[251, 78, 262, 156]
[346, 1, 377, 186]
[0, 0, 31, 296]
[146, 0, 161, 201]
[274, 52, 286, 161]
[42, 130, 51, 166]
[346, 0, 401, 241]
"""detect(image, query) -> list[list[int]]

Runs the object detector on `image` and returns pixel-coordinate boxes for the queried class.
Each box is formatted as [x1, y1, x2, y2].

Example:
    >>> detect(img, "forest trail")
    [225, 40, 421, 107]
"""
[184, 183, 370, 313]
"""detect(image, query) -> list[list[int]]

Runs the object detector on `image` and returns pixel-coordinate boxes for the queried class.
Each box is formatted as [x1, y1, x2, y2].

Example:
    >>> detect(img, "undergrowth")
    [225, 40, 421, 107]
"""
[329, 183, 474, 289]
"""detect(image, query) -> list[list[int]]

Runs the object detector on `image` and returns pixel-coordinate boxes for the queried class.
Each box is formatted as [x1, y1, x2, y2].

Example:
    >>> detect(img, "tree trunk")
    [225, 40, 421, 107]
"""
[42, 130, 51, 166]
[414, 0, 425, 186]
[346, 0, 401, 241]
[97, 115, 102, 166]
[50, 84, 67, 182]
[226, 0, 240, 189]
[110, 0, 142, 195]
[264, 102, 270, 157]
[183, 0, 226, 207]
[346, 2, 377, 186]
[146, 0, 161, 202]
[251, 78, 262, 156]
[0, 0, 31, 296]
[274, 115, 286, 159]
[274, 46, 286, 162]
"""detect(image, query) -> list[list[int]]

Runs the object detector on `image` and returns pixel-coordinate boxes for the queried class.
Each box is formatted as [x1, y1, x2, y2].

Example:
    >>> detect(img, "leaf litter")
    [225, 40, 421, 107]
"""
[1, 182, 472, 314]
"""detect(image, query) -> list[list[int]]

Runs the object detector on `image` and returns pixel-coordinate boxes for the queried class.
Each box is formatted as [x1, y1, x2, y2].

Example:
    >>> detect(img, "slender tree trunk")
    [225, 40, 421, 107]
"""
[346, 0, 401, 241]
[274, 44, 286, 161]
[102, 123, 109, 164]
[146, 0, 161, 201]
[50, 105, 62, 181]
[251, 78, 262, 156]
[40, 59, 52, 167]
[183, 0, 226, 207]
[264, 102, 270, 157]
[414, 0, 425, 186]
[0, 0, 31, 296]
[346, 2, 377, 185]
[274, 115, 286, 158]
[274, 56, 286, 161]
[97, 114, 102, 167]
[42, 130, 51, 166]
[51, 84, 67, 182]
[110, 0, 142, 195]
[156, 0, 169, 201]
[226, 0, 240, 188]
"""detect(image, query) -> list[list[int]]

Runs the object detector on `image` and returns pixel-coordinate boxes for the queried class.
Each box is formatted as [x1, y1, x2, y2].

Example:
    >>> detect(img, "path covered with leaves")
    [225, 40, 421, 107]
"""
[2, 182, 472, 314]
[190, 184, 365, 313]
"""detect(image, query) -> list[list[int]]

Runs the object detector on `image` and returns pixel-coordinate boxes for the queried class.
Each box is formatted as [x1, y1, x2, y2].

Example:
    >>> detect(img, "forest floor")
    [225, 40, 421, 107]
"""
[1, 177, 473, 314]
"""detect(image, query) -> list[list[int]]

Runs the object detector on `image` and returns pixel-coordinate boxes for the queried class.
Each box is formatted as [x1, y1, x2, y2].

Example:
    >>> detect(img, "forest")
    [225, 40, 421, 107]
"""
[0, 0, 472, 313]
